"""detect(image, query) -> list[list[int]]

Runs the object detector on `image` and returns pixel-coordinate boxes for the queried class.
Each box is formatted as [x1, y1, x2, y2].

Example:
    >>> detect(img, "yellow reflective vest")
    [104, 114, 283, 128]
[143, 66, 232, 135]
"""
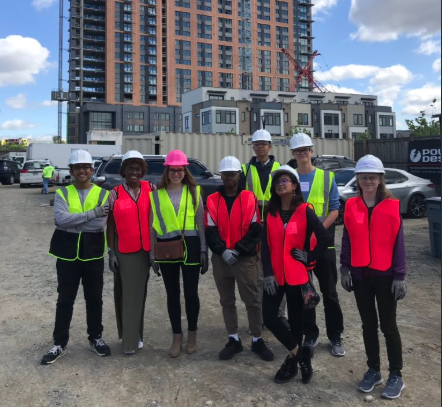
[306, 168, 334, 221]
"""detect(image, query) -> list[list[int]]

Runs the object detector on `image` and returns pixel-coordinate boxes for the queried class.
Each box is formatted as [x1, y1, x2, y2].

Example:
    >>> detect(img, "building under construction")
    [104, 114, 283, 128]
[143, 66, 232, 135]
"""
[67, 0, 315, 143]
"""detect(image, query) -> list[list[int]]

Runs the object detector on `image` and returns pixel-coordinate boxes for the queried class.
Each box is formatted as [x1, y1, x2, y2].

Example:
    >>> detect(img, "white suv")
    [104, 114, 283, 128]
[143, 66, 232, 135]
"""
[20, 159, 54, 188]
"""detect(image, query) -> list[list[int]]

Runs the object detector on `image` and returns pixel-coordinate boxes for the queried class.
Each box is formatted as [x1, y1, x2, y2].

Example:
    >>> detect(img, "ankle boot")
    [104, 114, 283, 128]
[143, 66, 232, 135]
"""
[170, 333, 183, 358]
[186, 330, 197, 354]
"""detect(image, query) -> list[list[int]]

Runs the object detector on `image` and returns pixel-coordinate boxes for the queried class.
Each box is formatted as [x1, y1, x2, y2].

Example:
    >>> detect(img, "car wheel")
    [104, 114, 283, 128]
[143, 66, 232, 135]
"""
[335, 199, 345, 225]
[3, 174, 14, 185]
[407, 194, 426, 218]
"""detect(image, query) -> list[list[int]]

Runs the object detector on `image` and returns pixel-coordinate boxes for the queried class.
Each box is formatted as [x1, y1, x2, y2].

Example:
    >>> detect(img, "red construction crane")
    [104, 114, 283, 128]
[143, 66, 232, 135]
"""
[281, 48, 328, 93]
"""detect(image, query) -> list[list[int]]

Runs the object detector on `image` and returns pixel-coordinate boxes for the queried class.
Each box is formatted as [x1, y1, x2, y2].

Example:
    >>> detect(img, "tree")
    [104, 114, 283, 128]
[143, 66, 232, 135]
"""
[355, 129, 371, 140]
[405, 110, 441, 137]
[289, 119, 312, 138]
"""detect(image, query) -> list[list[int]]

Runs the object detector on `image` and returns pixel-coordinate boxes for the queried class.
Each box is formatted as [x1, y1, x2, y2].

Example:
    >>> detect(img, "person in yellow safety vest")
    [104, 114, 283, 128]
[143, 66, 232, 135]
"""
[42, 149, 111, 365]
[288, 133, 345, 358]
[149, 150, 208, 358]
[42, 163, 55, 195]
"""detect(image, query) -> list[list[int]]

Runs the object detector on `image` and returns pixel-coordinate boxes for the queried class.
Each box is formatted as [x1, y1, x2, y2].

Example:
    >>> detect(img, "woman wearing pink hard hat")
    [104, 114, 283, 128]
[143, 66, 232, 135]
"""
[149, 150, 208, 358]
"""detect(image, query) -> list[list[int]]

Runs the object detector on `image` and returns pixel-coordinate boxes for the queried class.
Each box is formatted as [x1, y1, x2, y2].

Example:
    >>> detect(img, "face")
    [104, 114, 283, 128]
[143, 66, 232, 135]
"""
[70, 163, 93, 183]
[274, 174, 297, 197]
[292, 147, 313, 164]
[253, 141, 271, 159]
[220, 171, 240, 188]
[168, 166, 185, 185]
[124, 161, 143, 183]
[357, 173, 382, 194]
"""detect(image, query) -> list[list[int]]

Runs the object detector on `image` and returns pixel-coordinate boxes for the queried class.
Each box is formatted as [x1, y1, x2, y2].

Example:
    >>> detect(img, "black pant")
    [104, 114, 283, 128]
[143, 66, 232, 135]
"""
[160, 262, 200, 334]
[353, 277, 403, 373]
[53, 258, 104, 347]
[263, 284, 304, 352]
[303, 249, 344, 341]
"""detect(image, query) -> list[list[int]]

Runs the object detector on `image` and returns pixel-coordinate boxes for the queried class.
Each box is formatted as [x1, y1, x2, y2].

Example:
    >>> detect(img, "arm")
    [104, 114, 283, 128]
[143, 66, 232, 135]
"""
[322, 178, 339, 229]
[305, 207, 331, 264]
[261, 221, 274, 278]
[107, 213, 116, 251]
[196, 195, 207, 252]
[205, 210, 228, 256]
[149, 206, 156, 260]
[391, 218, 406, 280]
[54, 192, 99, 228]
[234, 198, 262, 255]
[340, 226, 352, 269]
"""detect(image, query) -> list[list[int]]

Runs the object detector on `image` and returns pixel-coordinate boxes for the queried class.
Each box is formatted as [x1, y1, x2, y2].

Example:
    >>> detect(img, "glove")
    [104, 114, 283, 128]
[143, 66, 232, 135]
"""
[108, 249, 119, 273]
[391, 280, 407, 301]
[340, 266, 353, 292]
[291, 249, 308, 266]
[93, 205, 109, 218]
[221, 249, 239, 266]
[264, 275, 278, 296]
[200, 252, 209, 275]
[150, 259, 161, 277]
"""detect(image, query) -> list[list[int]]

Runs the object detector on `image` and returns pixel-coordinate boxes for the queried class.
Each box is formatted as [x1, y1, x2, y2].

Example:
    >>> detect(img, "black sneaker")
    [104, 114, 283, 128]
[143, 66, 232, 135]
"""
[303, 336, 319, 358]
[274, 355, 298, 384]
[41, 345, 66, 365]
[219, 337, 243, 360]
[251, 338, 274, 361]
[299, 345, 313, 384]
[381, 372, 405, 399]
[89, 338, 111, 356]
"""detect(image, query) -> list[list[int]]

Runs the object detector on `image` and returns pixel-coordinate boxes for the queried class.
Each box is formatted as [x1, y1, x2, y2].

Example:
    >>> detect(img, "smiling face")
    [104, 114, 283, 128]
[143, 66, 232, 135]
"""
[123, 160, 144, 186]
[357, 173, 382, 195]
[70, 163, 93, 184]
[252, 141, 272, 160]
[274, 173, 297, 198]
[292, 146, 313, 165]
[220, 171, 240, 189]
[168, 166, 185, 186]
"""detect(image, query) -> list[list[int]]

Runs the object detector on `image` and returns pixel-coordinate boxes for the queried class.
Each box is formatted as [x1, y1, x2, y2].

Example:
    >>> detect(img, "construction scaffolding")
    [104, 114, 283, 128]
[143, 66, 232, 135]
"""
[239, 0, 252, 90]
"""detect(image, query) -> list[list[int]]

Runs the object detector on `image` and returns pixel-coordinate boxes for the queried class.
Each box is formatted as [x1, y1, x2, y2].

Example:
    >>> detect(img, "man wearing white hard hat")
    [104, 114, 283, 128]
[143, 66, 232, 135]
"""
[42, 149, 111, 365]
[288, 133, 345, 358]
[205, 156, 274, 362]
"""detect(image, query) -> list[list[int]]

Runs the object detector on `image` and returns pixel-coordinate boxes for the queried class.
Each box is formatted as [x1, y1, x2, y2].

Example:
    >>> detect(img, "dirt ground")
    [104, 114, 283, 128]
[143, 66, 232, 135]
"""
[0, 183, 440, 407]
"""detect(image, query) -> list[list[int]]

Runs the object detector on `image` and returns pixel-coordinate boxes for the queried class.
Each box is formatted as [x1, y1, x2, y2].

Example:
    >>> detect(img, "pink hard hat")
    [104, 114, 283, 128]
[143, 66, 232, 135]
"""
[164, 150, 189, 166]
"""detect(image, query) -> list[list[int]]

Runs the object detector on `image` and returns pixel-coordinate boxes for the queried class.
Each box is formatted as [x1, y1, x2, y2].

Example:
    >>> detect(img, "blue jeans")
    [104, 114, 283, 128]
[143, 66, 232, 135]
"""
[43, 177, 49, 194]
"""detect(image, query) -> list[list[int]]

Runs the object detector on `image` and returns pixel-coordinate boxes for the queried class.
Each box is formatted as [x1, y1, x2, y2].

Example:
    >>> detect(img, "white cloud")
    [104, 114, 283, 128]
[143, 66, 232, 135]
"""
[400, 83, 441, 115]
[0, 35, 50, 87]
[323, 84, 362, 94]
[5, 94, 27, 109]
[316, 64, 380, 81]
[0, 120, 41, 130]
[415, 39, 441, 55]
[41, 100, 58, 107]
[32, 0, 57, 10]
[433, 58, 441, 72]
[349, 0, 441, 42]
[312, 0, 338, 16]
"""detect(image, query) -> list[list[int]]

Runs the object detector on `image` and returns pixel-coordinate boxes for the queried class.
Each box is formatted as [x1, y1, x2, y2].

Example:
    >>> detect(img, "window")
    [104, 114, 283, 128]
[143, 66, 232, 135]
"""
[241, 112, 246, 122]
[216, 110, 221, 124]
[353, 114, 363, 125]
[184, 116, 189, 129]
[202, 111, 211, 125]
[225, 111, 236, 124]
[379, 115, 393, 127]
[368, 115, 372, 124]
[297, 113, 308, 125]
[253, 113, 257, 122]
[384, 170, 407, 185]
[324, 113, 339, 126]
[284, 113, 288, 122]
[90, 112, 113, 130]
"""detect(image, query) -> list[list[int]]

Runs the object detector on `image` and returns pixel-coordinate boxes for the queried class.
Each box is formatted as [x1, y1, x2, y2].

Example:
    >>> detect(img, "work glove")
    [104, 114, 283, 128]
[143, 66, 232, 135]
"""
[391, 280, 407, 301]
[93, 205, 109, 218]
[221, 249, 239, 266]
[108, 249, 119, 274]
[264, 275, 278, 296]
[290, 249, 308, 266]
[200, 252, 209, 275]
[150, 259, 161, 277]
[340, 266, 353, 292]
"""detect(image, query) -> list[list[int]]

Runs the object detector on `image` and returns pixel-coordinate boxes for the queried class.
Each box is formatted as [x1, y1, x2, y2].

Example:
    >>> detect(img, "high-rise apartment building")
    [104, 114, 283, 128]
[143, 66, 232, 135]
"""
[67, 0, 314, 143]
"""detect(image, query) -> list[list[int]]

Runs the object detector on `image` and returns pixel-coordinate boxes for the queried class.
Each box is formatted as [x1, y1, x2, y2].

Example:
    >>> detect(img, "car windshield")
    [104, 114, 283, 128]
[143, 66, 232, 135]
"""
[335, 170, 355, 186]
[24, 161, 46, 170]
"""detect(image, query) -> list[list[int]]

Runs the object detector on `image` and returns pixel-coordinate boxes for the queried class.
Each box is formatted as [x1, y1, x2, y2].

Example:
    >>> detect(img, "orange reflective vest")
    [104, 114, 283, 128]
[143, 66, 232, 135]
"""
[113, 181, 152, 254]
[266, 203, 310, 286]
[344, 197, 400, 271]
[206, 190, 259, 250]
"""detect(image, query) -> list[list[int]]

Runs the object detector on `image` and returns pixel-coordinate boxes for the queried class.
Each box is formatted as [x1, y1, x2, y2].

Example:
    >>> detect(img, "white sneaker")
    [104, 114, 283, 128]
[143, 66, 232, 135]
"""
[138, 339, 143, 350]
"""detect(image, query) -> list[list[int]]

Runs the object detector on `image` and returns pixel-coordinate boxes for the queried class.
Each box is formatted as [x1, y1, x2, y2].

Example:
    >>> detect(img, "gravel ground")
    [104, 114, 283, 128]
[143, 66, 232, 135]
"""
[0, 184, 440, 407]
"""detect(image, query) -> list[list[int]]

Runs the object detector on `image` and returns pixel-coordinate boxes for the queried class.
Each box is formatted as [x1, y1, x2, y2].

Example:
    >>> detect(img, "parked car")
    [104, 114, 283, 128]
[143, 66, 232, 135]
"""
[334, 167, 437, 223]
[287, 155, 356, 170]
[91, 155, 223, 200]
[0, 159, 21, 185]
[20, 159, 54, 188]
[53, 168, 71, 186]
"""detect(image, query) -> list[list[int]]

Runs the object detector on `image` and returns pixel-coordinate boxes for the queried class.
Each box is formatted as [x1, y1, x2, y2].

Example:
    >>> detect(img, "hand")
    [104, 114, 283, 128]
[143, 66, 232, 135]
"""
[339, 266, 352, 292]
[150, 260, 161, 277]
[264, 275, 278, 296]
[200, 252, 209, 275]
[94, 205, 109, 218]
[221, 249, 239, 266]
[108, 249, 119, 273]
[291, 249, 308, 266]
[391, 280, 406, 301]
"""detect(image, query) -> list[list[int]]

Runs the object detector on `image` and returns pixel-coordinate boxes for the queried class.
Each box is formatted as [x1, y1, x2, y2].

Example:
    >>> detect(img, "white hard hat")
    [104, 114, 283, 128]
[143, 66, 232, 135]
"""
[122, 150, 144, 162]
[355, 154, 385, 174]
[252, 129, 272, 143]
[271, 165, 300, 182]
[219, 156, 242, 172]
[289, 133, 313, 150]
[69, 149, 93, 165]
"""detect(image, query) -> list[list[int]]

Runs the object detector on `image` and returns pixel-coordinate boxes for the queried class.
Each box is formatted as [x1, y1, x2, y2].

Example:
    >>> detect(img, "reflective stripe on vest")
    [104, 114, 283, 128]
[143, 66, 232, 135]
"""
[266, 203, 310, 286]
[113, 181, 152, 254]
[344, 197, 401, 271]
[206, 190, 258, 250]
[150, 185, 200, 239]
[307, 169, 333, 221]
[242, 162, 281, 207]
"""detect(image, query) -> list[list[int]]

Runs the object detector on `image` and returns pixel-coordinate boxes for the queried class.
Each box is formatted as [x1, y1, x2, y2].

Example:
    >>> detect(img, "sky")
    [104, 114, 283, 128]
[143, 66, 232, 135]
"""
[0, 0, 440, 142]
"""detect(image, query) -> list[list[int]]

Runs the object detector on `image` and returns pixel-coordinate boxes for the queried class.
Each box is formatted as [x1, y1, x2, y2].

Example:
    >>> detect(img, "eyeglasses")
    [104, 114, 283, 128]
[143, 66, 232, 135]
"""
[253, 142, 270, 147]
[72, 165, 92, 171]
[169, 168, 185, 174]
[358, 175, 380, 182]
[221, 172, 240, 178]
[275, 178, 293, 186]
[293, 148, 311, 155]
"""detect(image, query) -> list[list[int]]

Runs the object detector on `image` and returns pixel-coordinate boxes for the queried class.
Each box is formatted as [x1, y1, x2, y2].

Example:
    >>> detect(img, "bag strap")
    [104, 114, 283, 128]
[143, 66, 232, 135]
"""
[181, 187, 188, 239]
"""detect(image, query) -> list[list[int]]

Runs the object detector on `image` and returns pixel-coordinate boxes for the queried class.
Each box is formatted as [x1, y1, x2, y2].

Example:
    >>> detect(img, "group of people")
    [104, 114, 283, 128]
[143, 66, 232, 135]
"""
[41, 130, 407, 400]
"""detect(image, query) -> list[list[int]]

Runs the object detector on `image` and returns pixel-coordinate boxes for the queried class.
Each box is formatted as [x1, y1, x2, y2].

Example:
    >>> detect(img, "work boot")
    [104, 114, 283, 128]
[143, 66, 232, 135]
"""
[186, 330, 197, 354]
[299, 345, 313, 384]
[274, 355, 298, 384]
[170, 333, 183, 358]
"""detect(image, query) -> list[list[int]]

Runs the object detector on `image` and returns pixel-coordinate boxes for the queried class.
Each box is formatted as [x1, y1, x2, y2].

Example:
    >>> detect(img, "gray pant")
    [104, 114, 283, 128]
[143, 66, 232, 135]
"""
[212, 253, 263, 338]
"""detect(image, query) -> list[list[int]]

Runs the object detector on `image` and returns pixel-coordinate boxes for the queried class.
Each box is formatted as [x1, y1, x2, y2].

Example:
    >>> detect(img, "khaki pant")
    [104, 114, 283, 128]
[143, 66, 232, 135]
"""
[212, 253, 263, 338]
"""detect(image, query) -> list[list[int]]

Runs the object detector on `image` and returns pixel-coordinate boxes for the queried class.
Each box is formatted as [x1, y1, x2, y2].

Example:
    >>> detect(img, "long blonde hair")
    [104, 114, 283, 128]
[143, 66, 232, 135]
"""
[158, 166, 200, 207]
[356, 175, 394, 200]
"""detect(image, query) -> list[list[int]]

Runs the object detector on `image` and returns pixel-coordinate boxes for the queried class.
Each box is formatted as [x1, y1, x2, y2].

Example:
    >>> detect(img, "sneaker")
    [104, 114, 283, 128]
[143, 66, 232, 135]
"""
[299, 345, 313, 384]
[303, 337, 319, 358]
[357, 368, 383, 393]
[219, 337, 243, 360]
[251, 338, 274, 361]
[330, 337, 346, 357]
[41, 345, 66, 365]
[89, 338, 111, 356]
[381, 372, 404, 399]
[274, 355, 298, 384]
[138, 339, 143, 350]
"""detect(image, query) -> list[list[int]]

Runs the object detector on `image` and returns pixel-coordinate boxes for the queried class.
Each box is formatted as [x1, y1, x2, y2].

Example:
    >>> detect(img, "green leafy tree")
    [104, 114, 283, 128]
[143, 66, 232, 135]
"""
[405, 110, 440, 137]
[355, 129, 371, 140]
[289, 119, 312, 138]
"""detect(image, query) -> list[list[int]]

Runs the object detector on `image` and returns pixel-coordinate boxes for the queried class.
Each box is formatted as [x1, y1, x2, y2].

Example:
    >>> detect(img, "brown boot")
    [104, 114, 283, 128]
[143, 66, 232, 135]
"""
[186, 330, 197, 354]
[170, 333, 183, 358]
